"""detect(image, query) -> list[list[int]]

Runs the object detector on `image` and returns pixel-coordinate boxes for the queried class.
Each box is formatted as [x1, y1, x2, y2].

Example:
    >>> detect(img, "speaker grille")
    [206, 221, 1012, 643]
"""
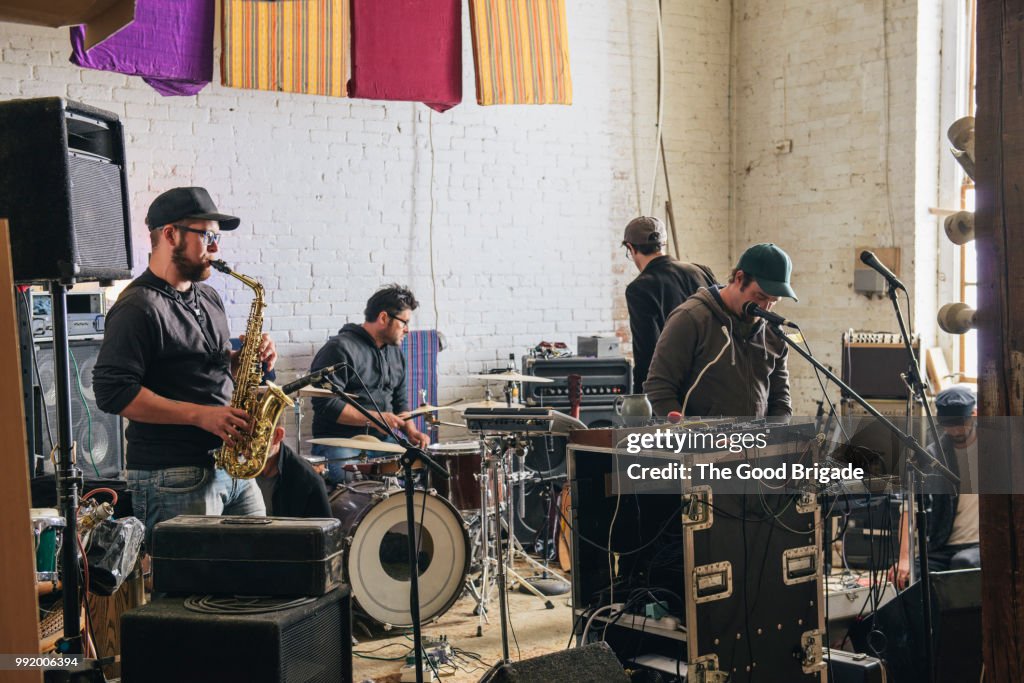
[68, 154, 129, 274]
[280, 599, 343, 682]
[34, 339, 124, 478]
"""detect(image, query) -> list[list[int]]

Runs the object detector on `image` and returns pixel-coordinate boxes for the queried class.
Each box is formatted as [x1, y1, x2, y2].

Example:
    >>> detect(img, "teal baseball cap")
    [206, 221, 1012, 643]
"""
[736, 243, 798, 301]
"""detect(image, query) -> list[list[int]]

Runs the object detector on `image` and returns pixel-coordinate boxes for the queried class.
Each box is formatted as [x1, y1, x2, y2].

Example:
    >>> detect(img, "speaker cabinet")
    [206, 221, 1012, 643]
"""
[121, 588, 353, 683]
[0, 97, 133, 283]
[32, 338, 124, 479]
[485, 642, 629, 682]
[851, 568, 980, 683]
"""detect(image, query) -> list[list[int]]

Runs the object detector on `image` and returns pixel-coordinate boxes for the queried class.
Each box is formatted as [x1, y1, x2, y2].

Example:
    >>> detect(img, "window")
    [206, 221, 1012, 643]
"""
[957, 0, 977, 381]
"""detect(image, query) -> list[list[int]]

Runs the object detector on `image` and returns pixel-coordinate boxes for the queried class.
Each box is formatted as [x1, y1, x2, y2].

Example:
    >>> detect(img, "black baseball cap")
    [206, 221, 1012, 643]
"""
[145, 187, 240, 231]
[936, 385, 976, 425]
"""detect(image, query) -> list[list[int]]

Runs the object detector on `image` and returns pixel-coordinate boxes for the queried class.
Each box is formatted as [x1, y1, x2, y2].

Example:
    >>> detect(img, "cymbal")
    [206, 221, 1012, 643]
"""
[468, 370, 553, 383]
[257, 385, 358, 399]
[306, 435, 406, 454]
[454, 400, 526, 412]
[404, 403, 462, 418]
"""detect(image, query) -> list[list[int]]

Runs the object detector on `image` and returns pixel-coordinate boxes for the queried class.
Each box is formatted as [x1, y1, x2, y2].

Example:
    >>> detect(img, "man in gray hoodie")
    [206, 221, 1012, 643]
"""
[644, 243, 798, 418]
[310, 284, 429, 484]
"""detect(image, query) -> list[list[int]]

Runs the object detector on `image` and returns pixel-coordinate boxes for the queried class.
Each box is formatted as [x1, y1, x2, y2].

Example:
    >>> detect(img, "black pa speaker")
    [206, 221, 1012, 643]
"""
[121, 589, 353, 683]
[0, 97, 133, 283]
[484, 642, 629, 683]
[852, 568, 980, 683]
[32, 338, 124, 479]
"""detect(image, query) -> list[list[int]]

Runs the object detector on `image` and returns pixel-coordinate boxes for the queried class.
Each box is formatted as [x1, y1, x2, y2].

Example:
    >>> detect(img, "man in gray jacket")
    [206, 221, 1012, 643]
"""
[310, 284, 429, 484]
[644, 243, 797, 418]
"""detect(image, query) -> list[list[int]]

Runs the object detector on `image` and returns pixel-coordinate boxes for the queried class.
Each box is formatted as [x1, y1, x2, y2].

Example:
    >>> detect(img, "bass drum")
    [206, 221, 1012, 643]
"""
[329, 481, 470, 628]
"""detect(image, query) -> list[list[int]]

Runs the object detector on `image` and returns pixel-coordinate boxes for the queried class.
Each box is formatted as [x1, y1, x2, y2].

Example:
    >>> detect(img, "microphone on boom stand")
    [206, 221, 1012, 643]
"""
[742, 301, 799, 329]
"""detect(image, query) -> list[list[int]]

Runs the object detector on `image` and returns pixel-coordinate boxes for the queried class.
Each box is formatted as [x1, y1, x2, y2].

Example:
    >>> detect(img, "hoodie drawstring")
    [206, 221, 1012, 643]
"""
[727, 316, 737, 366]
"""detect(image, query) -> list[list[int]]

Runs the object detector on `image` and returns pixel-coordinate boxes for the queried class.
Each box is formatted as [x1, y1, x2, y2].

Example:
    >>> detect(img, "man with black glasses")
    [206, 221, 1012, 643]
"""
[94, 186, 277, 545]
[309, 284, 429, 484]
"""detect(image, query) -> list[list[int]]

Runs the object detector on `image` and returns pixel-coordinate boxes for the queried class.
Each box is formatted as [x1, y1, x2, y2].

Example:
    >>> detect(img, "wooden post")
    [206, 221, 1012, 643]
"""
[0, 219, 43, 682]
[976, 2, 1024, 681]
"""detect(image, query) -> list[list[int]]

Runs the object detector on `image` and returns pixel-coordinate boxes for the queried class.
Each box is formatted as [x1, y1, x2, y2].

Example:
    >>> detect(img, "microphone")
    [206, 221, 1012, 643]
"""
[859, 250, 906, 291]
[279, 363, 344, 395]
[742, 301, 799, 329]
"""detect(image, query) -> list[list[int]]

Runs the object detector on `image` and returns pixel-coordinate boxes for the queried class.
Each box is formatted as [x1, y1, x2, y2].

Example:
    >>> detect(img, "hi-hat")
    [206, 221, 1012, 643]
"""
[306, 435, 406, 454]
[404, 403, 463, 418]
[468, 370, 553, 383]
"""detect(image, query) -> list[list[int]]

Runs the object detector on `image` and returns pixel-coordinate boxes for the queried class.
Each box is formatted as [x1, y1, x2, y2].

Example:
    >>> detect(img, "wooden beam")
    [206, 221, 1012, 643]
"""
[976, 2, 1024, 681]
[0, 220, 42, 682]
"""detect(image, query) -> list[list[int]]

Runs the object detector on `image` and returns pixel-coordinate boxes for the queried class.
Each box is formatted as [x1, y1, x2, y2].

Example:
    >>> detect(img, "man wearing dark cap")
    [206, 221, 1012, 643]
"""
[94, 187, 277, 545]
[622, 216, 716, 390]
[892, 385, 979, 588]
[645, 243, 796, 417]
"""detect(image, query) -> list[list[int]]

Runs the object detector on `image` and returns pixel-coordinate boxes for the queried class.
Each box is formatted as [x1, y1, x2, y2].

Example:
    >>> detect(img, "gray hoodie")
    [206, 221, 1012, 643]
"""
[643, 286, 792, 418]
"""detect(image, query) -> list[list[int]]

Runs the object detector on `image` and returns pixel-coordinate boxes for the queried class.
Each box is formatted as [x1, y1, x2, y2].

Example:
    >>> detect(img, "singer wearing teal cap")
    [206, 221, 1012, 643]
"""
[645, 243, 798, 418]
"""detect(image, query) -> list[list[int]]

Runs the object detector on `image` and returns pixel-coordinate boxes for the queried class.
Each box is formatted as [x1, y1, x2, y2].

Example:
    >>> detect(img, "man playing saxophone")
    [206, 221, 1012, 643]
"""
[94, 187, 277, 545]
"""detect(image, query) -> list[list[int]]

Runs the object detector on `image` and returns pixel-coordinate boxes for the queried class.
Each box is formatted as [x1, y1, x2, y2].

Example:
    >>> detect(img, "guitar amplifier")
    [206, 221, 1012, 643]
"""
[841, 331, 921, 400]
[522, 356, 631, 408]
[152, 516, 344, 597]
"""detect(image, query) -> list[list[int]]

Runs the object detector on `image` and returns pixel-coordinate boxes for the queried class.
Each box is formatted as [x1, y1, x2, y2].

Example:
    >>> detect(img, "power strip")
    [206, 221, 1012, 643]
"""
[609, 612, 685, 636]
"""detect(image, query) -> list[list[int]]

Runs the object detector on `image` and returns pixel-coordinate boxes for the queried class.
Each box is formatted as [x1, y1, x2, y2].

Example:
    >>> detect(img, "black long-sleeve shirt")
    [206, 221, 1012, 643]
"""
[310, 323, 409, 439]
[263, 443, 331, 518]
[93, 269, 234, 469]
[626, 256, 716, 390]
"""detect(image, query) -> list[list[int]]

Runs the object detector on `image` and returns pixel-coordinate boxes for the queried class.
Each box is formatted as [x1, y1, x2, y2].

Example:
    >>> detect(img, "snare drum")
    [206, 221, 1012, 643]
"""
[427, 441, 492, 512]
[329, 481, 470, 628]
[31, 508, 65, 583]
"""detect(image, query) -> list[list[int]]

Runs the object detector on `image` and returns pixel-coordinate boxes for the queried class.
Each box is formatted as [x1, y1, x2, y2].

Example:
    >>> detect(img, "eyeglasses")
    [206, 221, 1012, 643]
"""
[389, 313, 411, 329]
[173, 224, 222, 247]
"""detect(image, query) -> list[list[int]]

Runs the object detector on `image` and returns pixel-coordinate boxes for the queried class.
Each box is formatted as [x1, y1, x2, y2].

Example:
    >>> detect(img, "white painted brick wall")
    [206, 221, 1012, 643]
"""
[731, 0, 940, 415]
[0, 1, 733, 434]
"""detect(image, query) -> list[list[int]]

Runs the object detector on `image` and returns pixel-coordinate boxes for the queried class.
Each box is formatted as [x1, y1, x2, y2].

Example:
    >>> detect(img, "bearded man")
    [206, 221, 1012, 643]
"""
[94, 187, 277, 545]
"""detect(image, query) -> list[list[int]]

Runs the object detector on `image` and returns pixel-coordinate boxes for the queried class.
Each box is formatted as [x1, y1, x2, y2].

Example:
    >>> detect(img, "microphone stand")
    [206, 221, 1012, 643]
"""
[765, 322, 957, 683]
[884, 283, 947, 683]
[315, 377, 449, 683]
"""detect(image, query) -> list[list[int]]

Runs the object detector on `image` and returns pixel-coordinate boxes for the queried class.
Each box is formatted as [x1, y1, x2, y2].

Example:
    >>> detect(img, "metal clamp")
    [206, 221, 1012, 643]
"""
[795, 489, 819, 514]
[692, 655, 728, 683]
[799, 629, 826, 673]
[682, 486, 713, 530]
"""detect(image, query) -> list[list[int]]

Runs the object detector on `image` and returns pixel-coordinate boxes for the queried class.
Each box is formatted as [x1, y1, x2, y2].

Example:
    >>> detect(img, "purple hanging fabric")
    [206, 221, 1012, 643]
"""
[69, 0, 215, 97]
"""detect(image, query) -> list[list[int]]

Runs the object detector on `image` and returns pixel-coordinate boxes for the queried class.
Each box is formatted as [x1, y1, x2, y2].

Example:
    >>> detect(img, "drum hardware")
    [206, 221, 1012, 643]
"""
[313, 373, 451, 683]
[467, 432, 569, 650]
[260, 382, 358, 454]
[404, 397, 465, 419]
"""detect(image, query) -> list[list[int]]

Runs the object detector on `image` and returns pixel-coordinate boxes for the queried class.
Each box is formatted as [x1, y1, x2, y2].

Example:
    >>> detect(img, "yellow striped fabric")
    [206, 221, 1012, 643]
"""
[468, 0, 572, 105]
[221, 0, 349, 97]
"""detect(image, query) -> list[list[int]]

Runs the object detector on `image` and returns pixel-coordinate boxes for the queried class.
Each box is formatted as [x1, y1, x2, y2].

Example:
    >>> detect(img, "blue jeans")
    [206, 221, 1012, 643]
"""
[127, 466, 266, 548]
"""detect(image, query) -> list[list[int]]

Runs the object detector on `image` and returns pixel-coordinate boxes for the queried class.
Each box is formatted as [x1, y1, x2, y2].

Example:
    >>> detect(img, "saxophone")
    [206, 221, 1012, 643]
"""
[211, 259, 294, 479]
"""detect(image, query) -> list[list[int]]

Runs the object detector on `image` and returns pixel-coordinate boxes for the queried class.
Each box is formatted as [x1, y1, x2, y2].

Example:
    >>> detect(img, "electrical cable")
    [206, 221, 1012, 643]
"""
[681, 326, 731, 415]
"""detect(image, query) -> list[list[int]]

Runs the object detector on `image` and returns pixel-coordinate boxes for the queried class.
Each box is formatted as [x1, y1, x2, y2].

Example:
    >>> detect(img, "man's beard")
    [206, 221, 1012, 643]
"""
[172, 242, 211, 282]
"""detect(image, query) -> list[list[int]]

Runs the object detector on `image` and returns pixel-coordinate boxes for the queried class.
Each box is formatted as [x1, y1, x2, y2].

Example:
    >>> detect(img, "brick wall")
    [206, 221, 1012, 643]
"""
[730, 0, 945, 415]
[0, 2, 732, 433]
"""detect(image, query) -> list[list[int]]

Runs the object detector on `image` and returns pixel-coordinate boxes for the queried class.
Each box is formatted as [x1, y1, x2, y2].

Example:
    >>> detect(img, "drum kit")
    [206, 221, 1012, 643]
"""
[302, 368, 572, 642]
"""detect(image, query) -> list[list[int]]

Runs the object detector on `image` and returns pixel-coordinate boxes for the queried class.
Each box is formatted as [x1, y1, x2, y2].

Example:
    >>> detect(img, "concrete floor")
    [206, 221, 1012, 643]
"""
[352, 566, 576, 682]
